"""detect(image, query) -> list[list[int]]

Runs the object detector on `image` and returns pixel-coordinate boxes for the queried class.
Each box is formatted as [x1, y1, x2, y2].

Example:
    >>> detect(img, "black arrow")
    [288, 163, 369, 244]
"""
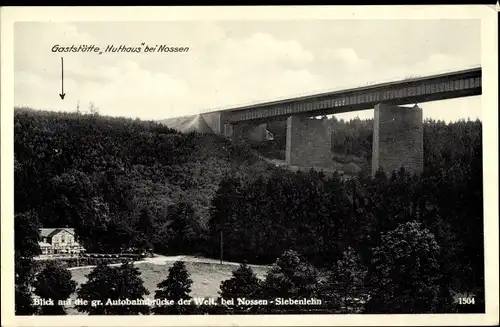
[59, 57, 66, 100]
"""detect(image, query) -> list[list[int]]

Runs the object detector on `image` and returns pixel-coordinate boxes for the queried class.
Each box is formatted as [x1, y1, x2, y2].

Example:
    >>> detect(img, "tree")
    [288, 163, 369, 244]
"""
[47, 170, 114, 252]
[76, 262, 116, 315]
[166, 202, 200, 254]
[76, 261, 150, 315]
[33, 261, 77, 315]
[365, 221, 441, 313]
[88, 101, 99, 115]
[14, 211, 41, 315]
[219, 262, 262, 313]
[137, 207, 154, 235]
[133, 207, 155, 252]
[15, 211, 41, 278]
[208, 176, 244, 261]
[321, 247, 367, 313]
[16, 283, 39, 316]
[260, 250, 320, 313]
[153, 261, 194, 314]
[109, 261, 150, 315]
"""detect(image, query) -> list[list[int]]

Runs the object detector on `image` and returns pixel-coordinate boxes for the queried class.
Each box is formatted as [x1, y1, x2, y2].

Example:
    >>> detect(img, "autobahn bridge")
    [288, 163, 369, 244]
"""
[193, 67, 482, 176]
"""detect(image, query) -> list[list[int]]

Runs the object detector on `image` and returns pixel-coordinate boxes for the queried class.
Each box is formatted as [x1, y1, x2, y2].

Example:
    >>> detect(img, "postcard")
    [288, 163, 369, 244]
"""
[1, 5, 498, 327]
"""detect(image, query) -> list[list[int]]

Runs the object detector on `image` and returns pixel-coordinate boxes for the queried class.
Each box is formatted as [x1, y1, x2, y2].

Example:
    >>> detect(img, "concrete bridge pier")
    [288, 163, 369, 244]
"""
[223, 122, 233, 138]
[285, 115, 333, 169]
[226, 103, 423, 178]
[371, 103, 423, 177]
[231, 122, 268, 143]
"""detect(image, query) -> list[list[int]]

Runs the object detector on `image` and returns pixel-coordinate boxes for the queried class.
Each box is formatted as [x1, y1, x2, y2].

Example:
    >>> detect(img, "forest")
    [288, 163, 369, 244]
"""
[14, 107, 483, 314]
[14, 107, 276, 254]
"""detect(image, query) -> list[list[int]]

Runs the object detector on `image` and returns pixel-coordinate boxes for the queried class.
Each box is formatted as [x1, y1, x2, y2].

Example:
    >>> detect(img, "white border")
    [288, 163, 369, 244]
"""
[1, 5, 498, 327]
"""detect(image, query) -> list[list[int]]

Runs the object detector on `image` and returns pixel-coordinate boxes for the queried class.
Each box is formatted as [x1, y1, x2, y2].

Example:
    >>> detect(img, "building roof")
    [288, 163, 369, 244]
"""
[39, 228, 75, 238]
[39, 242, 52, 247]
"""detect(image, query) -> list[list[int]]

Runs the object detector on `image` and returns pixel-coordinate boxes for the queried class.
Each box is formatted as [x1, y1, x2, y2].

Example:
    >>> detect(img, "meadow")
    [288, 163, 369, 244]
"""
[66, 261, 271, 314]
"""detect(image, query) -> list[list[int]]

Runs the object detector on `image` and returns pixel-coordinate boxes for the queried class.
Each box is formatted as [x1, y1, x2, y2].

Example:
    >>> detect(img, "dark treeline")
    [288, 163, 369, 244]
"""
[14, 108, 483, 313]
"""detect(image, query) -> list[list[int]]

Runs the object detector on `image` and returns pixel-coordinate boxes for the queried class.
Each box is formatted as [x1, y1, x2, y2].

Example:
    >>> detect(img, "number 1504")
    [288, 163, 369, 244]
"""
[458, 297, 475, 305]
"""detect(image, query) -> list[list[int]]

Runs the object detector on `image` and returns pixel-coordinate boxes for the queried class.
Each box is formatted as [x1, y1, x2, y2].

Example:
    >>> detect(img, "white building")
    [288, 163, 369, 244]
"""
[39, 228, 85, 255]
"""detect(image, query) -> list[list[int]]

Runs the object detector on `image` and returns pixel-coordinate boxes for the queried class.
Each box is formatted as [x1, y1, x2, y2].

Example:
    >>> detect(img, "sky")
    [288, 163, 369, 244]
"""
[14, 19, 482, 122]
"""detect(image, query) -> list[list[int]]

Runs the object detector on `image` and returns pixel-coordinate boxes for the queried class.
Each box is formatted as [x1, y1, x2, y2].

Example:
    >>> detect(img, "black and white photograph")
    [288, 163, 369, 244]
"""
[1, 5, 498, 327]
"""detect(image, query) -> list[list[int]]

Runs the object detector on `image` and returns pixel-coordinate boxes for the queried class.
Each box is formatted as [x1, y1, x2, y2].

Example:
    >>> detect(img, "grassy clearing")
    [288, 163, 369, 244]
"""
[66, 261, 270, 315]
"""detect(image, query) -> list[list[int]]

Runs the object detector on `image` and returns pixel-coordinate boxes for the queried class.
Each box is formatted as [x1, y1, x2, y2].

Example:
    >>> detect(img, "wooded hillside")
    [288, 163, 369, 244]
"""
[14, 108, 484, 312]
[14, 108, 276, 254]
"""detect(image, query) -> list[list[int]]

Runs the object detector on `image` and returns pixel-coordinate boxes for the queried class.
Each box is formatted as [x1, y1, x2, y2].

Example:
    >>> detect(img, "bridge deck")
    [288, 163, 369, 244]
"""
[209, 67, 481, 124]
